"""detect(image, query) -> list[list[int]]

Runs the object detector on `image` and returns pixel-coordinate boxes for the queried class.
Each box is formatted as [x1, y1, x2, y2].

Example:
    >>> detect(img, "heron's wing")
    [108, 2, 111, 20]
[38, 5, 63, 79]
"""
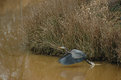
[71, 49, 86, 58]
[59, 54, 85, 65]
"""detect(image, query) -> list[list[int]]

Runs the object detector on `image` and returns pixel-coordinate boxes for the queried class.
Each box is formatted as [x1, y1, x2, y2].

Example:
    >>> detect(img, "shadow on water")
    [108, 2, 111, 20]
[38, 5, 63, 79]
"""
[60, 65, 86, 68]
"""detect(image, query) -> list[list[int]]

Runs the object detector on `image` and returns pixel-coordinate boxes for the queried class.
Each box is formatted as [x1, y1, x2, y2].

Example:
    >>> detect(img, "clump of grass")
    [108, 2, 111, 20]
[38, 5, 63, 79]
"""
[25, 0, 121, 63]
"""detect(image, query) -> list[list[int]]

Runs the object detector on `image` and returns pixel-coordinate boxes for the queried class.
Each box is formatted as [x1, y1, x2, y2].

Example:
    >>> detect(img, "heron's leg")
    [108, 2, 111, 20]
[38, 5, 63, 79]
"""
[85, 59, 95, 66]
[85, 59, 92, 65]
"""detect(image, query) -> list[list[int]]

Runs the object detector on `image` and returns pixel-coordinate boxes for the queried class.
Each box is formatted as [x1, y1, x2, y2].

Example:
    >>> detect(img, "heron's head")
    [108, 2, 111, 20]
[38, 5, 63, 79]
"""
[58, 46, 69, 53]
[58, 46, 66, 50]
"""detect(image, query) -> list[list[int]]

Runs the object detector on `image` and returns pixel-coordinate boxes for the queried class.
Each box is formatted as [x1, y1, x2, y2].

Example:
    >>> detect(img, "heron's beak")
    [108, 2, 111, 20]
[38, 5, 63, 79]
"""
[58, 46, 69, 53]
[58, 47, 62, 48]
[58, 46, 65, 49]
[57, 47, 63, 50]
[58, 47, 62, 49]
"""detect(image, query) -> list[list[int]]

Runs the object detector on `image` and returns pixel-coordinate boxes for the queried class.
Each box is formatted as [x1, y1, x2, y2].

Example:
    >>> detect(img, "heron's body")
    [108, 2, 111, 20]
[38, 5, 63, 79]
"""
[71, 49, 86, 59]
[59, 49, 87, 65]
[58, 46, 95, 66]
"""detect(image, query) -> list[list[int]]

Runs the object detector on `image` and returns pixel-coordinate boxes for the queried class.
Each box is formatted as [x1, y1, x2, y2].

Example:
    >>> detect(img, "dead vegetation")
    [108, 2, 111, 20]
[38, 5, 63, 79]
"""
[25, 0, 121, 63]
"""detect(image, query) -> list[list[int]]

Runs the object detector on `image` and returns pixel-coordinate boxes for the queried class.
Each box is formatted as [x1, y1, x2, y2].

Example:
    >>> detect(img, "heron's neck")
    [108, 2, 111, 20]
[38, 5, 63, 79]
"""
[65, 48, 70, 53]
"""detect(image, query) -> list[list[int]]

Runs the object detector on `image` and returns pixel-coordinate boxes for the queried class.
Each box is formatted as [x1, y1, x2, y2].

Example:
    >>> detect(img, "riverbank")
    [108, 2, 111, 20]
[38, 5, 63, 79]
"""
[25, 0, 121, 64]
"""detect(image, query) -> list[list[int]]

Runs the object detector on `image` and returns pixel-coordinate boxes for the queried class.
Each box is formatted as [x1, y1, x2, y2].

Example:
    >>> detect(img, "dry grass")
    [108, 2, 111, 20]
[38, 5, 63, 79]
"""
[25, 0, 121, 63]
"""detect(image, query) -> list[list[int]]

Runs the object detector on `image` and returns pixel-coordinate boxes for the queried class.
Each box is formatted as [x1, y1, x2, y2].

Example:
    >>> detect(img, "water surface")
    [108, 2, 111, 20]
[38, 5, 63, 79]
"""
[0, 52, 121, 80]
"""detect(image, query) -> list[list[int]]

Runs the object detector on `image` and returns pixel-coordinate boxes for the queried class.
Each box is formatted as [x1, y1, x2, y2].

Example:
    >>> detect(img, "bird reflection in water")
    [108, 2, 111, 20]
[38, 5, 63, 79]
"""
[60, 63, 94, 80]
[60, 70, 86, 80]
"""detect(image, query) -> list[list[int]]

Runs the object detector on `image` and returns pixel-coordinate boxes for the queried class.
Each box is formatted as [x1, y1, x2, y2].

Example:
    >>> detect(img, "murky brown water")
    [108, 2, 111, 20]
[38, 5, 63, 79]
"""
[0, 52, 121, 80]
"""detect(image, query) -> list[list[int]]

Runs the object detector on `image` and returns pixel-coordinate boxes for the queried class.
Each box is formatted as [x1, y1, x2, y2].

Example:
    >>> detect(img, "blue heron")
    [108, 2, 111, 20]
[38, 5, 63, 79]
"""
[58, 46, 95, 66]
